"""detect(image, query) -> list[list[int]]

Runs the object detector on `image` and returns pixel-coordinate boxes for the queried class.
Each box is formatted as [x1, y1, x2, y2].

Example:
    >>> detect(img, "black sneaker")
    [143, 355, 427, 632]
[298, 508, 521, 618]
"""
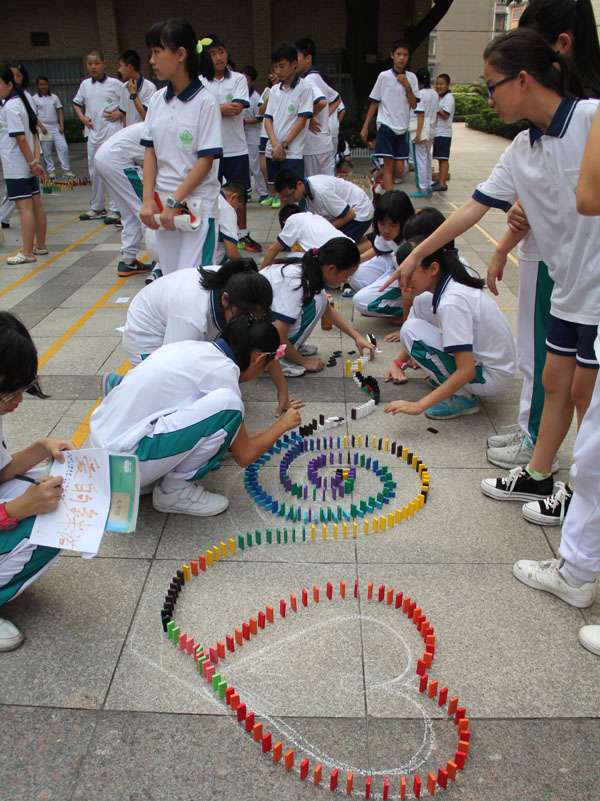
[145, 266, 163, 285]
[1, 221, 9, 229]
[522, 482, 573, 526]
[117, 259, 152, 277]
[481, 466, 554, 501]
[237, 234, 262, 252]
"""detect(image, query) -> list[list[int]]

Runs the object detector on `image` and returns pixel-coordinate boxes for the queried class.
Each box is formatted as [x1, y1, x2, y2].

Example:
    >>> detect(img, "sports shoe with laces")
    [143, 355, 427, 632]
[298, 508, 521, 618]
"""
[487, 426, 524, 448]
[79, 208, 106, 220]
[145, 266, 163, 285]
[0, 618, 24, 652]
[152, 481, 229, 516]
[271, 197, 281, 209]
[578, 625, 600, 656]
[425, 393, 479, 419]
[103, 212, 121, 225]
[237, 234, 262, 252]
[297, 343, 318, 356]
[259, 195, 274, 206]
[481, 465, 554, 501]
[279, 357, 306, 377]
[117, 259, 152, 277]
[487, 433, 559, 472]
[522, 481, 573, 526]
[512, 558, 596, 608]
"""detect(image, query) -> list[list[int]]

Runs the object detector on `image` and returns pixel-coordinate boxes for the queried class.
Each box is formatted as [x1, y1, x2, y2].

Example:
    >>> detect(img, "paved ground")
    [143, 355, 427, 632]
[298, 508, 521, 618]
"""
[0, 124, 598, 801]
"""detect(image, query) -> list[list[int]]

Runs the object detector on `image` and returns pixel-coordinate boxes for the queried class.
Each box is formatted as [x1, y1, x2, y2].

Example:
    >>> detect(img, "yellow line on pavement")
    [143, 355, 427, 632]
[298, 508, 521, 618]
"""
[0, 224, 105, 297]
[70, 358, 132, 448]
[447, 201, 519, 266]
[0, 215, 81, 263]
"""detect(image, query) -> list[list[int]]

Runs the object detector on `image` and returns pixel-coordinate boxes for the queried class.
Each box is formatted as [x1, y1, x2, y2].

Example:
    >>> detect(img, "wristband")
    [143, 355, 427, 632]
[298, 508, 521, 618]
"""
[394, 359, 408, 370]
[281, 140, 289, 150]
[0, 502, 18, 530]
[129, 93, 138, 100]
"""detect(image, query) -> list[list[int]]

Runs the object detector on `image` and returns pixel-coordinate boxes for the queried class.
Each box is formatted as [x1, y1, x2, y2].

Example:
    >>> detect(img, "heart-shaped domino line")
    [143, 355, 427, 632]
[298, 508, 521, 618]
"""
[162, 574, 471, 799]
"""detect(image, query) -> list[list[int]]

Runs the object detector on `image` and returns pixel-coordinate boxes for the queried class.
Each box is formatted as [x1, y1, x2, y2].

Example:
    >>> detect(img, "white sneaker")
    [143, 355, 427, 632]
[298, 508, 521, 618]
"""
[279, 358, 306, 377]
[297, 343, 318, 356]
[152, 481, 229, 516]
[512, 558, 597, 608]
[487, 434, 559, 472]
[487, 425, 524, 449]
[578, 625, 600, 656]
[0, 618, 24, 652]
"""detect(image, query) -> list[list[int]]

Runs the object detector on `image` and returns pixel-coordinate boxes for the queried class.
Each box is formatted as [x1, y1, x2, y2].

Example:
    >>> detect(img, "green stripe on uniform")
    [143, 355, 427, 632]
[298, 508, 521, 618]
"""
[202, 218, 217, 266]
[527, 260, 553, 442]
[289, 299, 316, 345]
[124, 166, 144, 201]
[410, 339, 485, 384]
[367, 287, 403, 315]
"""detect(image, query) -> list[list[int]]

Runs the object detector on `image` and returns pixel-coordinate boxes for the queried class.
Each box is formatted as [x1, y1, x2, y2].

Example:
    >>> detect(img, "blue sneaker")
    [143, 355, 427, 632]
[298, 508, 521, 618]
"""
[410, 188, 433, 198]
[145, 266, 163, 285]
[101, 372, 124, 398]
[425, 393, 479, 419]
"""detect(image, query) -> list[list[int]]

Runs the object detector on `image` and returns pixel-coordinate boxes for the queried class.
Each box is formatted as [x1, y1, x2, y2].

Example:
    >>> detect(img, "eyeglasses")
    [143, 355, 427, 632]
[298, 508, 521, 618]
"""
[486, 74, 519, 98]
[0, 378, 38, 403]
[278, 192, 297, 203]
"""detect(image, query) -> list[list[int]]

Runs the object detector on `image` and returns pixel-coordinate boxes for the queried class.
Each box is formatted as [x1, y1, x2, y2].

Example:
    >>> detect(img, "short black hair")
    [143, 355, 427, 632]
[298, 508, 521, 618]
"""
[278, 203, 303, 228]
[87, 48, 105, 61]
[437, 73, 451, 85]
[36, 75, 49, 84]
[415, 67, 431, 88]
[273, 168, 304, 193]
[271, 42, 298, 64]
[119, 49, 141, 72]
[241, 64, 258, 82]
[222, 181, 248, 206]
[206, 33, 226, 49]
[390, 40, 411, 53]
[295, 37, 316, 61]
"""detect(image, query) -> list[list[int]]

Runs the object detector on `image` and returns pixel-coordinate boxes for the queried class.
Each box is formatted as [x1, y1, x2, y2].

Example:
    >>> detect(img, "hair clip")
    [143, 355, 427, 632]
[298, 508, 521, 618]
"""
[196, 37, 213, 54]
[274, 343, 287, 360]
[313, 247, 319, 256]
[247, 314, 256, 327]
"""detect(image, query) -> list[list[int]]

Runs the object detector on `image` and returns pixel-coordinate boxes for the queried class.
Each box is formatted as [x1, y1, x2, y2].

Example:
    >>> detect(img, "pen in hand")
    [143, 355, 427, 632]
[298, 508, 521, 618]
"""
[13, 474, 42, 486]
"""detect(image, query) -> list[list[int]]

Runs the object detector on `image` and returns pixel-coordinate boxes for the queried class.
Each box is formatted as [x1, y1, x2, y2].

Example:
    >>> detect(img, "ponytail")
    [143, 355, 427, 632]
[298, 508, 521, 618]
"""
[219, 313, 280, 371]
[199, 258, 257, 290]
[295, 237, 360, 306]
[397, 236, 485, 290]
[1, 62, 37, 135]
[483, 28, 584, 98]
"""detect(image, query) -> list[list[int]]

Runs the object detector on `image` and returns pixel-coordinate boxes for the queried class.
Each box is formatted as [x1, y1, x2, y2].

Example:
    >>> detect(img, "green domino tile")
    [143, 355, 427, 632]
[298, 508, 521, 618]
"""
[313, 488, 316, 501]
[381, 466, 388, 474]
[327, 506, 332, 521]
[238, 534, 245, 550]
[171, 625, 180, 644]
[277, 529, 281, 544]
[256, 531, 262, 545]
[345, 480, 352, 493]
[360, 500, 367, 512]
[266, 529, 272, 544]
[302, 526, 306, 541]
[377, 492, 384, 503]
[246, 532, 252, 547]
[166, 621, 176, 639]
[255, 528, 261, 538]
[350, 504, 357, 518]
[292, 528, 296, 542]
[369, 496, 376, 507]
[212, 672, 221, 690]
[284, 528, 288, 543]
[218, 680, 228, 699]
[360, 453, 365, 466]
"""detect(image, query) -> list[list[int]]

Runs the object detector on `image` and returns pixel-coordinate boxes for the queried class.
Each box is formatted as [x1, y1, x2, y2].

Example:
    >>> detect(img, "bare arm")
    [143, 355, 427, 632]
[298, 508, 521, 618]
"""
[230, 410, 301, 467]
[360, 101, 379, 141]
[323, 304, 376, 358]
[58, 107, 64, 133]
[261, 240, 284, 268]
[73, 104, 92, 129]
[220, 101, 244, 117]
[487, 227, 527, 295]
[140, 146, 159, 229]
[577, 102, 600, 215]
[15, 133, 43, 176]
[330, 207, 355, 228]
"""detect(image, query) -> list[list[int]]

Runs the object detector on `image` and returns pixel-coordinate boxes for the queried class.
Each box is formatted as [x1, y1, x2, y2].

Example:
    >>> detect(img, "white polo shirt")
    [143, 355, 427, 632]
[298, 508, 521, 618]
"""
[73, 75, 124, 147]
[119, 76, 157, 126]
[97, 122, 145, 168]
[204, 69, 249, 157]
[0, 417, 12, 473]
[262, 261, 328, 344]
[243, 87, 262, 147]
[415, 87, 438, 140]
[304, 175, 374, 222]
[90, 339, 243, 454]
[215, 193, 239, 263]
[32, 92, 62, 128]
[329, 99, 345, 143]
[412, 275, 516, 380]
[0, 95, 35, 178]
[122, 266, 225, 362]
[435, 92, 455, 138]
[302, 69, 338, 156]
[277, 211, 350, 251]
[473, 96, 600, 325]
[264, 75, 313, 159]
[369, 69, 419, 135]
[372, 233, 401, 257]
[141, 79, 223, 218]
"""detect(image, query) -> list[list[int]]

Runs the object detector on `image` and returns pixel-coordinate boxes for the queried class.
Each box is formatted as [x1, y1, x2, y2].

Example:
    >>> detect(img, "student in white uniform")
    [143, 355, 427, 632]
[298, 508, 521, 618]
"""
[260, 204, 350, 268]
[32, 76, 73, 177]
[274, 169, 374, 246]
[360, 41, 419, 190]
[384, 236, 516, 419]
[431, 74, 455, 192]
[217, 182, 246, 264]
[240, 65, 269, 202]
[72, 49, 124, 222]
[261, 238, 376, 377]
[257, 67, 278, 207]
[117, 50, 157, 126]
[350, 190, 414, 318]
[385, 29, 600, 507]
[0, 65, 48, 265]
[0, 312, 75, 652]
[295, 38, 340, 177]
[94, 123, 152, 277]
[90, 315, 302, 517]
[410, 69, 439, 198]
[139, 19, 223, 275]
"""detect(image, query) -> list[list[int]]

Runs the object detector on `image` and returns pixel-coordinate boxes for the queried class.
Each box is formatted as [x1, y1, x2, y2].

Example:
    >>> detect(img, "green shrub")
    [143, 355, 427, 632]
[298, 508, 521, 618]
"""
[63, 119, 86, 143]
[466, 107, 528, 139]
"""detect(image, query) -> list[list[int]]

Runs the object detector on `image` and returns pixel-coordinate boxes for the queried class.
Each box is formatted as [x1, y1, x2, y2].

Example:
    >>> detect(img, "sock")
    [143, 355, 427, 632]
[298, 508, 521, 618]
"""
[559, 559, 595, 587]
[239, 229, 248, 238]
[525, 464, 551, 481]
[121, 257, 134, 266]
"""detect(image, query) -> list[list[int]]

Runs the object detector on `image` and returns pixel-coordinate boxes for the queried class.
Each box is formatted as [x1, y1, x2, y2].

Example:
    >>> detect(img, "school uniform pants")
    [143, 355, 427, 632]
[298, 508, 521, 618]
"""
[288, 293, 331, 350]
[559, 367, 600, 581]
[40, 125, 71, 173]
[400, 316, 513, 398]
[412, 141, 432, 191]
[350, 255, 403, 317]
[0, 195, 15, 224]
[87, 141, 118, 214]
[516, 259, 553, 443]
[247, 143, 268, 198]
[304, 152, 335, 177]
[0, 473, 60, 606]
[156, 218, 217, 275]
[133, 388, 244, 491]
[95, 151, 144, 260]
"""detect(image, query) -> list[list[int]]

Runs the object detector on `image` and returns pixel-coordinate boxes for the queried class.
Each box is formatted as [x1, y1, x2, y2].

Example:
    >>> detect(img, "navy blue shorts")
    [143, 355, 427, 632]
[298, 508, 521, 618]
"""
[339, 217, 372, 243]
[266, 157, 304, 184]
[259, 136, 268, 155]
[374, 124, 409, 160]
[433, 136, 452, 160]
[5, 176, 40, 200]
[218, 154, 251, 190]
[546, 314, 599, 368]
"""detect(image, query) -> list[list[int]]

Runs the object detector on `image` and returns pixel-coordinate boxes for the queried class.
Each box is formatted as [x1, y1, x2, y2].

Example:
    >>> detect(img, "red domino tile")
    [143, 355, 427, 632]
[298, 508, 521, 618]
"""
[258, 611, 266, 629]
[326, 582, 333, 600]
[437, 768, 448, 789]
[244, 712, 255, 732]
[454, 706, 466, 725]
[302, 589, 308, 606]
[226, 634, 234, 652]
[378, 584, 385, 602]
[300, 758, 309, 780]
[416, 658, 426, 676]
[354, 580, 358, 598]
[262, 733, 272, 753]
[395, 591, 403, 609]
[190, 560, 198, 576]
[242, 622, 250, 640]
[413, 774, 421, 798]
[198, 555, 206, 571]
[438, 687, 448, 706]
[383, 777, 389, 799]
[236, 703, 247, 722]
[454, 751, 465, 770]
[330, 769, 338, 790]
[419, 674, 428, 693]
[280, 600, 286, 618]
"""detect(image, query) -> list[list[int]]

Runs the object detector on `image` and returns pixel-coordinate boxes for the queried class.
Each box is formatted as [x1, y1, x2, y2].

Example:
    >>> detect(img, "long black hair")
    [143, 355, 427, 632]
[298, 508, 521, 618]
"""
[0, 311, 47, 399]
[402, 208, 456, 251]
[199, 259, 273, 316]
[219, 314, 280, 372]
[8, 60, 30, 89]
[1, 62, 37, 135]
[396, 236, 484, 290]
[291, 238, 360, 306]
[520, 0, 600, 98]
[373, 190, 415, 239]
[146, 18, 215, 81]
[483, 28, 584, 99]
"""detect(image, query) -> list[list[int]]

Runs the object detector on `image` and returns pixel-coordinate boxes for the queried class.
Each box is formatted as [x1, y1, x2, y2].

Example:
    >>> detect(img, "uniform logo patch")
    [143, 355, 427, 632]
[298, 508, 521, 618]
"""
[179, 129, 194, 145]
[288, 104, 296, 113]
[226, 93, 233, 102]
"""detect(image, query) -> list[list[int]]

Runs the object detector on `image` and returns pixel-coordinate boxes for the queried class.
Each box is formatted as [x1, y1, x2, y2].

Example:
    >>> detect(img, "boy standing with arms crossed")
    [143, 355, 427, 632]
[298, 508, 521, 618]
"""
[117, 50, 157, 126]
[361, 40, 419, 191]
[431, 73, 454, 192]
